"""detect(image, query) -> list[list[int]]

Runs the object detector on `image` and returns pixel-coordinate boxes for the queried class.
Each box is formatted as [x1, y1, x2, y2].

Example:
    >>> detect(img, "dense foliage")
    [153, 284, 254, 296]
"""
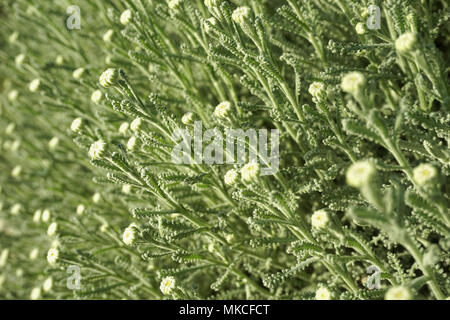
[0, 0, 449, 300]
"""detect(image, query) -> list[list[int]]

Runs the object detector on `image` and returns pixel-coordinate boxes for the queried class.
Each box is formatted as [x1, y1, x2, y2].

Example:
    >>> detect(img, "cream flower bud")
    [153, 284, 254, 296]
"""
[92, 192, 101, 203]
[122, 184, 132, 194]
[385, 286, 411, 300]
[341, 72, 366, 95]
[16, 269, 23, 277]
[214, 101, 232, 119]
[5, 123, 16, 135]
[120, 9, 132, 25]
[47, 247, 59, 265]
[8, 90, 19, 101]
[11, 203, 22, 215]
[127, 136, 138, 151]
[76, 204, 85, 215]
[119, 122, 129, 134]
[89, 139, 106, 159]
[72, 68, 85, 80]
[395, 32, 417, 54]
[71, 117, 83, 133]
[47, 222, 58, 236]
[55, 55, 64, 65]
[29, 248, 39, 260]
[224, 169, 238, 186]
[355, 22, 366, 35]
[9, 31, 19, 43]
[204, 17, 217, 33]
[99, 68, 119, 88]
[33, 209, 42, 223]
[160, 276, 176, 295]
[168, 0, 182, 10]
[48, 137, 59, 150]
[181, 112, 195, 125]
[91, 90, 103, 104]
[122, 225, 136, 245]
[30, 287, 41, 300]
[43, 277, 53, 292]
[103, 29, 114, 42]
[11, 140, 21, 152]
[0, 249, 9, 267]
[29, 79, 41, 92]
[413, 163, 437, 186]
[308, 82, 325, 99]
[232, 6, 251, 24]
[346, 160, 376, 188]
[315, 287, 332, 300]
[241, 161, 260, 183]
[311, 209, 329, 229]
[42, 209, 51, 222]
[11, 165, 22, 178]
[130, 117, 143, 132]
[15, 53, 26, 66]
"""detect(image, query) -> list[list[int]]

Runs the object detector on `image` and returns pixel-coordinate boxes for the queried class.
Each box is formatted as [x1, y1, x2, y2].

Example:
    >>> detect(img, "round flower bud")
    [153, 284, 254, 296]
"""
[120, 9, 132, 25]
[346, 160, 376, 188]
[42, 209, 51, 223]
[355, 22, 366, 35]
[122, 184, 132, 194]
[55, 55, 64, 65]
[9, 31, 19, 43]
[89, 139, 106, 159]
[99, 68, 119, 88]
[8, 90, 18, 101]
[11, 140, 21, 152]
[72, 67, 85, 80]
[43, 277, 53, 292]
[413, 163, 437, 186]
[30, 287, 41, 300]
[11, 203, 22, 215]
[47, 222, 58, 236]
[181, 112, 195, 125]
[33, 209, 42, 223]
[5, 123, 16, 135]
[204, 17, 217, 33]
[16, 269, 23, 277]
[224, 169, 238, 186]
[29, 248, 39, 260]
[232, 6, 251, 25]
[119, 122, 129, 134]
[0, 249, 10, 267]
[130, 117, 143, 132]
[122, 225, 136, 245]
[214, 101, 232, 119]
[311, 209, 329, 229]
[11, 165, 22, 178]
[315, 287, 332, 300]
[15, 53, 26, 66]
[29, 79, 41, 92]
[76, 204, 85, 215]
[103, 29, 114, 42]
[127, 136, 138, 151]
[160, 276, 176, 295]
[100, 224, 108, 233]
[168, 0, 182, 10]
[91, 90, 103, 104]
[47, 247, 59, 265]
[92, 192, 101, 203]
[341, 72, 366, 95]
[241, 161, 260, 183]
[395, 32, 417, 55]
[71, 117, 83, 133]
[48, 137, 59, 150]
[385, 286, 411, 300]
[308, 82, 325, 99]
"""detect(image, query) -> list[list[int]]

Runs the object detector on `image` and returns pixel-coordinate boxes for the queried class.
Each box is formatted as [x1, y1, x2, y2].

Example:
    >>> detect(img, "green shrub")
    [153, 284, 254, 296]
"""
[0, 0, 449, 300]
